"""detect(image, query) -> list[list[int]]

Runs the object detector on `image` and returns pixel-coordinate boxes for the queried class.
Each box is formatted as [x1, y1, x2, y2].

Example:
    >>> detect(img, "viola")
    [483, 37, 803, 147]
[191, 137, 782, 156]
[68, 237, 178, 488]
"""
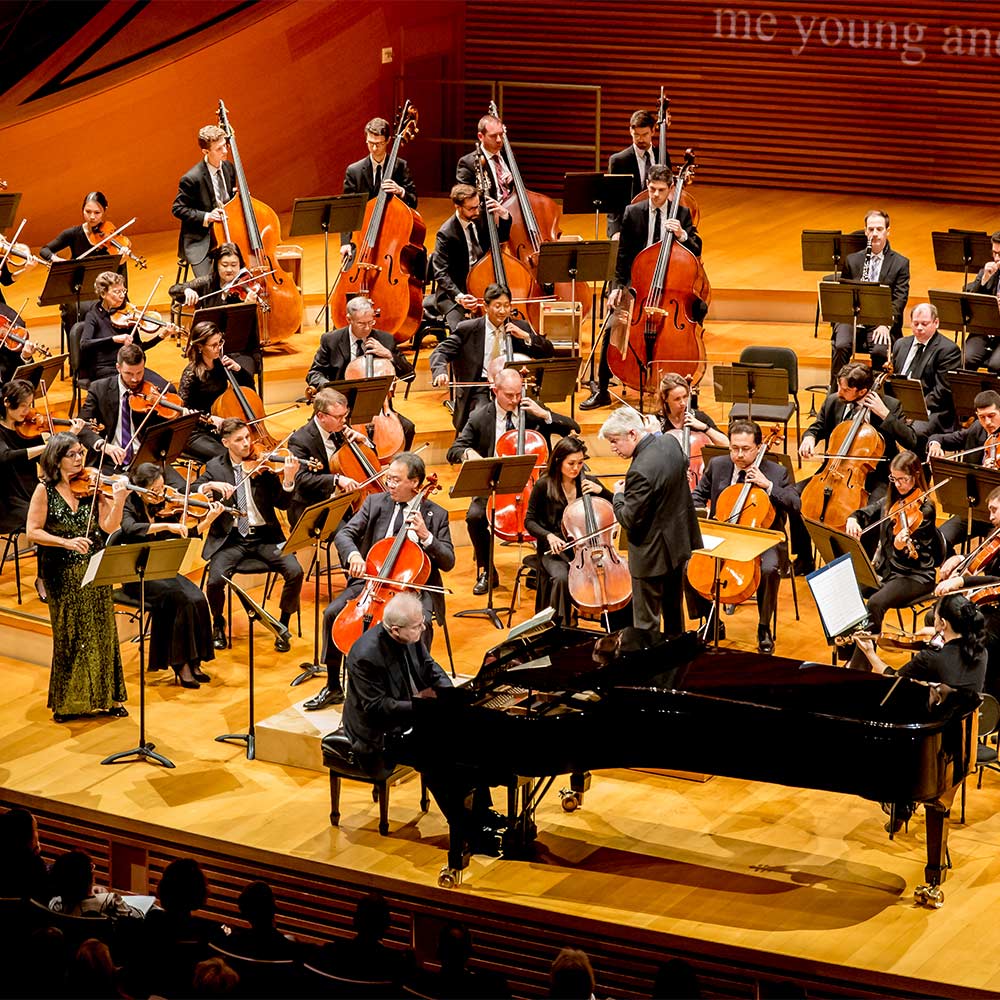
[561, 490, 631, 623]
[608, 148, 709, 397]
[687, 428, 782, 605]
[344, 350, 405, 459]
[0, 314, 50, 358]
[0, 235, 51, 271]
[110, 305, 183, 339]
[214, 100, 302, 346]
[84, 219, 147, 269]
[210, 366, 278, 457]
[799, 363, 892, 530]
[331, 474, 440, 655]
[331, 101, 426, 344]
[665, 377, 709, 490]
[487, 100, 590, 329]
[487, 397, 548, 542]
[14, 409, 102, 438]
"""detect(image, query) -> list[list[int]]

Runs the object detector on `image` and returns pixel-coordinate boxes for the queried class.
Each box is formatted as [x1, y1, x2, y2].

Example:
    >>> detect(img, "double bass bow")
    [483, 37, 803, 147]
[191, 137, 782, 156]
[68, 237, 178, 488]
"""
[332, 101, 426, 344]
[608, 148, 709, 398]
[214, 100, 302, 346]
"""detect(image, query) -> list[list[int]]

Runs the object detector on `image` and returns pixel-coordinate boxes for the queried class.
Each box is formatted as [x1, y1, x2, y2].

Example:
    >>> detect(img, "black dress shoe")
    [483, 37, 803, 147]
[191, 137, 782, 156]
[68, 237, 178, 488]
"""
[702, 620, 725, 641]
[192, 668, 211, 683]
[468, 827, 503, 857]
[53, 713, 77, 724]
[273, 633, 291, 653]
[213, 625, 228, 650]
[578, 390, 612, 411]
[792, 557, 815, 576]
[757, 625, 775, 654]
[481, 809, 508, 831]
[472, 569, 499, 596]
[107, 706, 129, 718]
[34, 578, 47, 604]
[303, 685, 345, 711]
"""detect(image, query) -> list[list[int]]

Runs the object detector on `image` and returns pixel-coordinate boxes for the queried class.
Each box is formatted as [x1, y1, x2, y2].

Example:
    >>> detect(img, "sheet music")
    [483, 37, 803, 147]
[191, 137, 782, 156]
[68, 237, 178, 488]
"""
[806, 555, 868, 639]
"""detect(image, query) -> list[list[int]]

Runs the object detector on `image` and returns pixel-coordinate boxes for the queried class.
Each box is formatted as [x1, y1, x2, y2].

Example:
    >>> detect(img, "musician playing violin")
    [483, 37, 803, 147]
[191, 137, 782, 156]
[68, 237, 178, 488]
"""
[431, 183, 513, 333]
[843, 450, 941, 669]
[688, 420, 799, 654]
[194, 417, 303, 653]
[0, 304, 45, 384]
[170, 241, 258, 310]
[581, 164, 702, 410]
[606, 109, 672, 238]
[303, 451, 454, 712]
[961, 230, 1000, 371]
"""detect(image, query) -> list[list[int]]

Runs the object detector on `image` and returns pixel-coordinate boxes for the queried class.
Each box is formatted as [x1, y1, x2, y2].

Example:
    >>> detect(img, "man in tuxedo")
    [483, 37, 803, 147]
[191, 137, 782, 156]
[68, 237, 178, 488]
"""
[456, 113, 511, 201]
[76, 344, 187, 489]
[830, 209, 910, 381]
[431, 183, 512, 332]
[580, 165, 703, 409]
[195, 418, 303, 652]
[447, 368, 579, 595]
[606, 109, 672, 238]
[338, 116, 418, 262]
[962, 230, 1000, 371]
[429, 283, 554, 431]
[304, 451, 454, 711]
[888, 302, 961, 441]
[172, 125, 237, 277]
[600, 407, 701, 636]
[690, 421, 800, 653]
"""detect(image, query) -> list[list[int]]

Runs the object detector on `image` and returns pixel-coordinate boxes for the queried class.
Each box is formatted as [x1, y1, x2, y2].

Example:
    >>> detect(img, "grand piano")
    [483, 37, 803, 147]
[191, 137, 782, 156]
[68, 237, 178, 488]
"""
[399, 624, 980, 905]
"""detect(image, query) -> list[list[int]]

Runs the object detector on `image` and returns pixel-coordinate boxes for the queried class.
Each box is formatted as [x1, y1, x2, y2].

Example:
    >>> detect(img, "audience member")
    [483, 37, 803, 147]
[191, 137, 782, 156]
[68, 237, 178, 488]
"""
[652, 958, 702, 999]
[224, 880, 297, 960]
[0, 806, 49, 901]
[414, 920, 511, 999]
[48, 849, 141, 920]
[16, 926, 68, 999]
[67, 938, 123, 999]
[550, 947, 597, 999]
[192, 955, 240, 996]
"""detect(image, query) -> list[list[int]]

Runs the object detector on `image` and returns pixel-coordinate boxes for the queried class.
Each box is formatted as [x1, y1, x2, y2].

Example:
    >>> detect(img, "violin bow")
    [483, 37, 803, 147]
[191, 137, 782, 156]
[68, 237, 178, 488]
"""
[125, 278, 162, 342]
[78, 217, 136, 260]
[124, 380, 172, 450]
[859, 478, 952, 535]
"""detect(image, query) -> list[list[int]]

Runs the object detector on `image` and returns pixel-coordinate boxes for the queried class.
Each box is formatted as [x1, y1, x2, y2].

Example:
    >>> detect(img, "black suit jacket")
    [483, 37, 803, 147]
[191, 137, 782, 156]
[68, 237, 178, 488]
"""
[889, 331, 961, 426]
[606, 145, 670, 237]
[195, 453, 292, 558]
[446, 399, 580, 467]
[429, 317, 554, 430]
[172, 160, 238, 264]
[456, 149, 511, 200]
[928, 420, 989, 461]
[612, 433, 701, 578]
[432, 212, 513, 306]
[305, 326, 414, 390]
[965, 266, 1000, 296]
[77, 370, 174, 456]
[692, 455, 799, 531]
[339, 156, 417, 243]
[342, 622, 452, 756]
[840, 244, 910, 340]
[287, 419, 338, 527]
[614, 201, 701, 289]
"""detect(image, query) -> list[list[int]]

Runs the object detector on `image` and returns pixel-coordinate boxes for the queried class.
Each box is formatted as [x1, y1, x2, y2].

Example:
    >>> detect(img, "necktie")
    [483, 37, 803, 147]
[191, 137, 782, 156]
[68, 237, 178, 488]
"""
[864, 254, 880, 282]
[642, 150, 652, 186]
[234, 464, 250, 536]
[903, 343, 925, 378]
[489, 325, 503, 362]
[353, 338, 364, 359]
[120, 389, 133, 464]
[403, 646, 422, 696]
[737, 470, 746, 484]
[843, 403, 853, 421]
[494, 155, 509, 199]
[651, 208, 662, 246]
[505, 410, 515, 432]
[386, 501, 407, 538]
[214, 169, 227, 205]
[374, 161, 383, 193]
[466, 223, 483, 264]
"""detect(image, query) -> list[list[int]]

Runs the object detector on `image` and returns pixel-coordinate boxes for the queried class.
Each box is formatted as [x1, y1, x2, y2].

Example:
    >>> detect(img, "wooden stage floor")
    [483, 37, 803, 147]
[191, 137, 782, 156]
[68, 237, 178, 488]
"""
[3, 186, 1000, 997]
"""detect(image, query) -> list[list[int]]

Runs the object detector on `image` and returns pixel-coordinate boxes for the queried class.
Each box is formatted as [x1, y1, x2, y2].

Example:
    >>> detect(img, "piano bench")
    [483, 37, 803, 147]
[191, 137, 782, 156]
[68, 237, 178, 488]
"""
[321, 729, 429, 836]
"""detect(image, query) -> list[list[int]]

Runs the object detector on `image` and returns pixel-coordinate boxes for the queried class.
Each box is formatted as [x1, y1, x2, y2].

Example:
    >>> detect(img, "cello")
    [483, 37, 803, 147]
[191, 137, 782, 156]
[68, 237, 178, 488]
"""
[608, 149, 709, 397]
[214, 100, 302, 346]
[331, 101, 426, 344]
[487, 100, 590, 328]
[331, 474, 440, 654]
[664, 375, 710, 490]
[343, 350, 406, 460]
[687, 428, 782, 605]
[210, 367, 278, 458]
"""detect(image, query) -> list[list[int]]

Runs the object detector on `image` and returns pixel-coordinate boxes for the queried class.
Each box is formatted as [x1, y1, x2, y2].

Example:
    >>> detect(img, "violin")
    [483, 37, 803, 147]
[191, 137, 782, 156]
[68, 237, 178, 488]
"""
[0, 314, 50, 357]
[84, 219, 147, 269]
[665, 376, 709, 490]
[888, 488, 923, 559]
[0, 235, 51, 271]
[800, 364, 892, 530]
[687, 428, 782, 605]
[331, 101, 425, 344]
[214, 100, 302, 346]
[344, 350, 406, 459]
[243, 448, 322, 476]
[153, 485, 235, 528]
[608, 149, 709, 397]
[488, 391, 549, 542]
[210, 366, 278, 458]
[69, 466, 154, 502]
[110, 305, 183, 339]
[561, 490, 631, 624]
[331, 475, 439, 656]
[14, 409, 101, 438]
[221, 268, 270, 312]
[129, 382, 206, 422]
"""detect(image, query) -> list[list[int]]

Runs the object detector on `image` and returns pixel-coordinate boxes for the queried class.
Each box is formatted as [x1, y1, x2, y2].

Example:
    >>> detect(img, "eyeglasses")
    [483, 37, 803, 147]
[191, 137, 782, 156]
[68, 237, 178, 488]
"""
[384, 476, 404, 486]
[393, 620, 425, 633]
[888, 475, 913, 485]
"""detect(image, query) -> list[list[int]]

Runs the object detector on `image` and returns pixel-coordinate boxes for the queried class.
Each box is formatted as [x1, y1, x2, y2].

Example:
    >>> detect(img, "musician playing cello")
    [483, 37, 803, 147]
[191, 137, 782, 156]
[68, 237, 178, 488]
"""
[303, 452, 454, 712]
[581, 165, 701, 410]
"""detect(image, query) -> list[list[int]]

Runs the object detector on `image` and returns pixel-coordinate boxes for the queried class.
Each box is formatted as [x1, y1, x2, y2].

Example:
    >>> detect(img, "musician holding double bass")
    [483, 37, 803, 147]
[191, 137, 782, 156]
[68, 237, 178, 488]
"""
[606, 109, 671, 238]
[581, 164, 701, 410]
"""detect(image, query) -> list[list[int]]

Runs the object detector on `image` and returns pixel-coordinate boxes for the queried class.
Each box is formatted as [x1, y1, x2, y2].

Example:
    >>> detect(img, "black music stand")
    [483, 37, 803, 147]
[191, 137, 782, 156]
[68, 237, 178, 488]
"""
[928, 289, 1000, 361]
[563, 173, 634, 240]
[929, 458, 1000, 543]
[819, 279, 893, 360]
[885, 376, 929, 424]
[315, 375, 394, 425]
[713, 363, 789, 424]
[0, 193, 23, 230]
[216, 577, 290, 760]
[932, 230, 992, 288]
[800, 230, 867, 276]
[13, 354, 68, 394]
[289, 194, 367, 332]
[802, 518, 881, 589]
[127, 413, 199, 482]
[93, 538, 191, 768]
[39, 257, 126, 354]
[452, 455, 538, 629]
[949, 370, 1000, 422]
[504, 357, 579, 405]
[191, 302, 262, 393]
[283, 492, 359, 687]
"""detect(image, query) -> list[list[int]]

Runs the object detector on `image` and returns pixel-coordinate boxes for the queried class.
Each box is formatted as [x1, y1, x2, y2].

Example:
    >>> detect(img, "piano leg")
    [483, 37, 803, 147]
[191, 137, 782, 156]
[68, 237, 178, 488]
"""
[915, 801, 949, 908]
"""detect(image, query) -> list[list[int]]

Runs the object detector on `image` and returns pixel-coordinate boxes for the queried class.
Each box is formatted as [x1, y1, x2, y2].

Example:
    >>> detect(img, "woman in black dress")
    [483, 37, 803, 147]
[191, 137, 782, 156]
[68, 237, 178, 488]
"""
[120, 462, 224, 688]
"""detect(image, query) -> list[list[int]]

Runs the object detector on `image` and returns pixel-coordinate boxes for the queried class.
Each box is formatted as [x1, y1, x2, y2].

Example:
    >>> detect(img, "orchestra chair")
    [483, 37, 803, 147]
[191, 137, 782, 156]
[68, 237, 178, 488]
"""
[67, 321, 91, 417]
[207, 942, 300, 998]
[0, 529, 26, 604]
[960, 692, 1000, 823]
[28, 899, 114, 951]
[726, 346, 801, 466]
[506, 553, 541, 627]
[301, 962, 398, 1000]
[321, 727, 428, 836]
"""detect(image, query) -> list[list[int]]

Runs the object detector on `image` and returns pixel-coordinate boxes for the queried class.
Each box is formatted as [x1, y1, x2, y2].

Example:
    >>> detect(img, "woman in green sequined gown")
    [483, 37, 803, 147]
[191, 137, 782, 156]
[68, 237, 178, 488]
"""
[26, 433, 129, 721]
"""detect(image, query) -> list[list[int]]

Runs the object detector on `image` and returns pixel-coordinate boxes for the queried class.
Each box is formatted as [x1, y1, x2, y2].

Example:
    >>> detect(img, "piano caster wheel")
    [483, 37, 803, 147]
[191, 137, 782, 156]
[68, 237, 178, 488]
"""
[560, 790, 581, 812]
[438, 865, 462, 889]
[914, 883, 944, 908]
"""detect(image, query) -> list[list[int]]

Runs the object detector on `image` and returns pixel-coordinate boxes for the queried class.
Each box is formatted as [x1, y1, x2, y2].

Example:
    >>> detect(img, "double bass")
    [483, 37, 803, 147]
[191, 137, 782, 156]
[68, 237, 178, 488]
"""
[608, 149, 709, 396]
[214, 100, 302, 346]
[332, 101, 426, 344]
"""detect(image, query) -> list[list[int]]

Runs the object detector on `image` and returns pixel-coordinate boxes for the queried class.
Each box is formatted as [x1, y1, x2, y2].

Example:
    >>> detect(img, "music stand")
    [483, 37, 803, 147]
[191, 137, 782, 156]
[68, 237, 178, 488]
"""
[315, 375, 394, 426]
[191, 302, 261, 393]
[819, 278, 893, 339]
[90, 538, 192, 768]
[13, 354, 68, 394]
[927, 289, 1000, 360]
[800, 230, 867, 276]
[452, 455, 538, 629]
[931, 230, 992, 288]
[0, 193, 23, 230]
[801, 518, 881, 589]
[216, 577, 291, 760]
[563, 173, 634, 240]
[692, 519, 784, 649]
[884, 376, 929, 424]
[127, 413, 199, 481]
[713, 363, 789, 424]
[39, 257, 126, 354]
[949, 370, 1000, 422]
[505, 357, 579, 405]
[929, 457, 1000, 543]
[289, 194, 367, 332]
[282, 491, 359, 687]
[804, 554, 871, 646]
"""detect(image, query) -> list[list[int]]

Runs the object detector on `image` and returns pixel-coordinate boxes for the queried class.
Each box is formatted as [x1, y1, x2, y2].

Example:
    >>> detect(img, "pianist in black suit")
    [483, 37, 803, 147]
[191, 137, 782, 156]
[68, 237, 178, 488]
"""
[342, 592, 502, 856]
[962, 231, 1000, 371]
